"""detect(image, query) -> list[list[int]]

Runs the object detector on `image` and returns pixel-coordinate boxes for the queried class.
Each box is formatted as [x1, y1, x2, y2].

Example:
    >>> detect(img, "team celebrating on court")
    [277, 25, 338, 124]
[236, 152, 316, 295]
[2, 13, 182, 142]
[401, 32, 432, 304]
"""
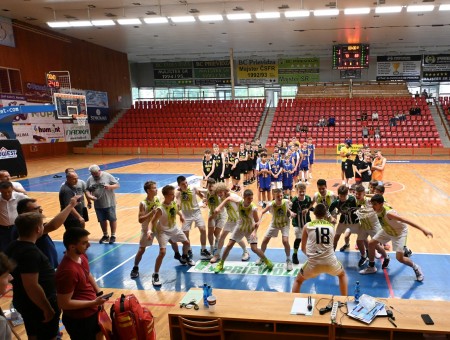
[128, 137, 433, 294]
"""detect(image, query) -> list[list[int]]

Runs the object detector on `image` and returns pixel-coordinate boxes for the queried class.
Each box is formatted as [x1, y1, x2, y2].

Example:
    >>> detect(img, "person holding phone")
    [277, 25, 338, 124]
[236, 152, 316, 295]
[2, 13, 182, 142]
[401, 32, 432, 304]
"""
[56, 227, 106, 340]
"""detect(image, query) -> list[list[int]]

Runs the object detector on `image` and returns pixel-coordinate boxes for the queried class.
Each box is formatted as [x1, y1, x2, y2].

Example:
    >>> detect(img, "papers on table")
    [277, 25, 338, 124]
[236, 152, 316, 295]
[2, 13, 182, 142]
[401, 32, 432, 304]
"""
[291, 297, 315, 316]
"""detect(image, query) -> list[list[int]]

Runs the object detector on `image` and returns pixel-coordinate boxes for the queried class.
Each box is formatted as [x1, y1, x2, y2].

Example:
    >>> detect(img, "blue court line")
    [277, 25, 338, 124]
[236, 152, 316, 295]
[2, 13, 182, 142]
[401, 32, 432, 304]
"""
[410, 170, 450, 199]
[53, 242, 450, 301]
[17, 173, 193, 193]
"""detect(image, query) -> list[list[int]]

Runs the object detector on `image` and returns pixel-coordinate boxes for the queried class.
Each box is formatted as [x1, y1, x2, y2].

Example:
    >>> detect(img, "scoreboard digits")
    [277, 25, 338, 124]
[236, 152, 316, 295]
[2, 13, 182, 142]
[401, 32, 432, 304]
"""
[332, 44, 369, 69]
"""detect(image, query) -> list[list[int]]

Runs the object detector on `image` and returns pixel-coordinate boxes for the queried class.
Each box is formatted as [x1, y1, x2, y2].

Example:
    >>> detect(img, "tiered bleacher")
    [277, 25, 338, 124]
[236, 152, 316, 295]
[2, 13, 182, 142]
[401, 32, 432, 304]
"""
[267, 97, 442, 148]
[95, 99, 265, 148]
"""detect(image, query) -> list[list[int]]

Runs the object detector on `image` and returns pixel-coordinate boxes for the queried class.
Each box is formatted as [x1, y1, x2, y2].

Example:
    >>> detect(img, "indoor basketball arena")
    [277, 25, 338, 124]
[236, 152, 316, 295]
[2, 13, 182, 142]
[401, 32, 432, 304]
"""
[0, 0, 450, 339]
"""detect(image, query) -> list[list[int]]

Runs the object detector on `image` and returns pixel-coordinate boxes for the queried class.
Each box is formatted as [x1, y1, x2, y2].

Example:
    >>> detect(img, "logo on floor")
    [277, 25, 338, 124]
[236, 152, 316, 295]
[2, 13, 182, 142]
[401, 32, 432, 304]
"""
[188, 260, 302, 277]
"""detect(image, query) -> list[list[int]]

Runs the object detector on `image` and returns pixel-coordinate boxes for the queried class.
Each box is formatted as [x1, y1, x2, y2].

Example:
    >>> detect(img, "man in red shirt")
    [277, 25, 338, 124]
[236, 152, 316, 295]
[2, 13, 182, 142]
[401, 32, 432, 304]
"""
[56, 227, 107, 340]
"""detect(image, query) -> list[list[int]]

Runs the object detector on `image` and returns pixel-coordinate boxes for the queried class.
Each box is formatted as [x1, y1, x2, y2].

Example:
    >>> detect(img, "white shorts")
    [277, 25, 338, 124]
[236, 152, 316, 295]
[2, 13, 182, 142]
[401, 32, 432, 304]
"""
[181, 210, 206, 231]
[156, 227, 187, 248]
[372, 228, 408, 252]
[264, 224, 290, 238]
[357, 221, 382, 241]
[223, 220, 239, 233]
[139, 224, 154, 247]
[209, 214, 227, 229]
[270, 181, 283, 190]
[230, 229, 258, 244]
[294, 226, 303, 239]
[336, 223, 360, 235]
[300, 259, 344, 279]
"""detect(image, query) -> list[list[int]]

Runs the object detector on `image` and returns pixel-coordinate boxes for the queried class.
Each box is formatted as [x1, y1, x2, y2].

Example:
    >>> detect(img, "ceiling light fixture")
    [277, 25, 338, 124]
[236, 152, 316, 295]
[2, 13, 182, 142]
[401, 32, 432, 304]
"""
[344, 8, 370, 15]
[406, 5, 434, 12]
[314, 9, 339, 16]
[439, 4, 450, 11]
[226, 13, 252, 20]
[143, 17, 169, 23]
[170, 16, 196, 22]
[198, 14, 223, 21]
[69, 21, 93, 27]
[255, 12, 280, 19]
[91, 20, 116, 26]
[47, 21, 71, 28]
[284, 10, 310, 18]
[117, 18, 142, 25]
[375, 6, 402, 14]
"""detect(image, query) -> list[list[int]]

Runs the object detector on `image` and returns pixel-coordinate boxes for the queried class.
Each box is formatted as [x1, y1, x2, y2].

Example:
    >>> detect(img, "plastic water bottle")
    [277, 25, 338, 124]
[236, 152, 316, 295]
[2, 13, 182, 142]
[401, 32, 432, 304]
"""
[354, 281, 361, 304]
[203, 284, 209, 308]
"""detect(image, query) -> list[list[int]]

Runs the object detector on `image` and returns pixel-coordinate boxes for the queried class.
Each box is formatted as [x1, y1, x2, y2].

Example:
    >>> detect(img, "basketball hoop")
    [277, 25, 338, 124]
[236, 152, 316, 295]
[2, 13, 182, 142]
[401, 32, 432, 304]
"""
[72, 114, 87, 126]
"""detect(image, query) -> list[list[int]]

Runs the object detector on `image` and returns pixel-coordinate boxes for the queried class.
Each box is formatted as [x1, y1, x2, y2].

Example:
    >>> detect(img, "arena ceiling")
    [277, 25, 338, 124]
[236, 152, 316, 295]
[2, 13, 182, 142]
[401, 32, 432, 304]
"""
[2, 0, 450, 63]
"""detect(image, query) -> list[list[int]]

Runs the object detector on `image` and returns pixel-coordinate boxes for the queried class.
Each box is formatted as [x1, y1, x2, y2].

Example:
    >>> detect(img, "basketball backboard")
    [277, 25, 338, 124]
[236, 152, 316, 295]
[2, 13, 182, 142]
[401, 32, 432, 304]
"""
[54, 93, 87, 120]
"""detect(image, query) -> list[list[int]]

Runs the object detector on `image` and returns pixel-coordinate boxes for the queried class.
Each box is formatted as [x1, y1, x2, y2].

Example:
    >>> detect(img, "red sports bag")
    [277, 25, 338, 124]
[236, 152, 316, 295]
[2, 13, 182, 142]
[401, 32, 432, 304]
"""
[110, 294, 156, 340]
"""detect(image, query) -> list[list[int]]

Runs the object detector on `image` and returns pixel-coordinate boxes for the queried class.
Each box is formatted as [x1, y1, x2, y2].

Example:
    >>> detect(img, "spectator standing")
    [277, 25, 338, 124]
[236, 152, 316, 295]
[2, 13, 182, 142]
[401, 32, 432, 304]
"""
[0, 252, 14, 340]
[86, 165, 120, 244]
[0, 170, 26, 194]
[0, 182, 27, 252]
[372, 151, 387, 185]
[5, 212, 61, 340]
[59, 171, 88, 230]
[56, 228, 106, 340]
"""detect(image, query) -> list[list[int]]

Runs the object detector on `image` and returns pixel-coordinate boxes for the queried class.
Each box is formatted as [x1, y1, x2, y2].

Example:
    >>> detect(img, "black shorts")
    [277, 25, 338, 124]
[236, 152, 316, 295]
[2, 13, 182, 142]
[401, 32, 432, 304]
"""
[231, 167, 241, 180]
[62, 311, 100, 340]
[16, 297, 60, 339]
[239, 162, 248, 174]
[224, 166, 231, 179]
[212, 171, 224, 182]
[246, 160, 254, 171]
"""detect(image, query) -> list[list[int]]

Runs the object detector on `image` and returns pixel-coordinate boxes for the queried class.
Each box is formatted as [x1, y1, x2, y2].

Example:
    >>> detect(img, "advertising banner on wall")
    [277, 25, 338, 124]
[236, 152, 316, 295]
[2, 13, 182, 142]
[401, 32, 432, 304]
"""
[278, 58, 320, 84]
[422, 54, 450, 81]
[0, 17, 15, 48]
[376, 55, 421, 81]
[154, 61, 194, 86]
[193, 60, 231, 85]
[24, 83, 52, 103]
[0, 95, 92, 143]
[86, 90, 109, 123]
[237, 59, 278, 84]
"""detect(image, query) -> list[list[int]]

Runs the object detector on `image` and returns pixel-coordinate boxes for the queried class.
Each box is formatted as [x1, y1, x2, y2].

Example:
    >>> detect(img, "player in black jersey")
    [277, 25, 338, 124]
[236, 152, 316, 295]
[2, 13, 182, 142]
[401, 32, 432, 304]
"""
[223, 147, 231, 187]
[229, 148, 240, 192]
[236, 143, 248, 192]
[211, 144, 224, 182]
[244, 142, 253, 186]
[202, 149, 215, 185]
[250, 142, 259, 183]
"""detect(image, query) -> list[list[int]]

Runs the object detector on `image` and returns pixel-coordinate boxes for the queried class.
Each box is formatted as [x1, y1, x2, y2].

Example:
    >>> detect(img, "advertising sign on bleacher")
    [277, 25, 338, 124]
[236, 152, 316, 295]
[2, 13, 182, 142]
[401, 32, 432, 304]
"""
[237, 59, 278, 84]
[376, 55, 421, 81]
[422, 54, 450, 81]
[278, 58, 320, 84]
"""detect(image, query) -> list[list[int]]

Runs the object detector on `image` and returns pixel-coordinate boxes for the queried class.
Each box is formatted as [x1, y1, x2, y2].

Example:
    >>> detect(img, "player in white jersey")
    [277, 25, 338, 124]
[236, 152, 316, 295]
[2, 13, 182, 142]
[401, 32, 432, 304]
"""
[197, 178, 227, 255]
[362, 195, 433, 281]
[210, 183, 250, 263]
[214, 189, 274, 273]
[292, 204, 348, 296]
[149, 185, 194, 286]
[353, 185, 389, 273]
[312, 179, 337, 221]
[130, 181, 184, 280]
[176, 176, 212, 260]
[258, 188, 296, 271]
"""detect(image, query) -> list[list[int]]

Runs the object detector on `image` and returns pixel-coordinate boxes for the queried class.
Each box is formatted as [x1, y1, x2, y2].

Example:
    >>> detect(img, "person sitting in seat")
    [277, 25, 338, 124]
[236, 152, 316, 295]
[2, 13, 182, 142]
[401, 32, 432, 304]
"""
[328, 116, 336, 127]
[362, 126, 369, 138]
[372, 112, 379, 121]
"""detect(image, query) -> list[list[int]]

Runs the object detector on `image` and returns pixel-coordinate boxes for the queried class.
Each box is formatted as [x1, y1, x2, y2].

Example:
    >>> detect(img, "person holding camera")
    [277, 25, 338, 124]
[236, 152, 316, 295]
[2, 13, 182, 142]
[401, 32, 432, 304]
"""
[59, 171, 89, 230]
